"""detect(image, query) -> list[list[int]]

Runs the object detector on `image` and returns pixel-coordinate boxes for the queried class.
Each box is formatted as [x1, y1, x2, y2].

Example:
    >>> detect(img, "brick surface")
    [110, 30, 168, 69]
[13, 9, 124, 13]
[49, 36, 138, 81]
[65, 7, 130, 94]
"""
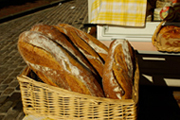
[0, 96, 8, 105]
[16, 111, 25, 120]
[2, 77, 14, 84]
[0, 0, 88, 119]
[0, 101, 13, 113]
[0, 115, 5, 120]
[3, 116, 16, 120]
[2, 88, 14, 95]
[8, 92, 21, 101]
[5, 108, 20, 119]
[0, 85, 8, 91]
[9, 81, 19, 88]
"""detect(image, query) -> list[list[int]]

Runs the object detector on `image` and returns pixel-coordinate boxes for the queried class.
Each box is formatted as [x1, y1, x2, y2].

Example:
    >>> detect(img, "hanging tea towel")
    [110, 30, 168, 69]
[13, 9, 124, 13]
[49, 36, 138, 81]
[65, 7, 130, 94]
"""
[90, 0, 147, 27]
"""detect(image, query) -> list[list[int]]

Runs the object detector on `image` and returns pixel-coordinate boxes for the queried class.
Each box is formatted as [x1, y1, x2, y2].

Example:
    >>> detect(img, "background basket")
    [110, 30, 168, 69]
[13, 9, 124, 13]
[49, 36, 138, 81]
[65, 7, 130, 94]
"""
[17, 59, 139, 120]
[152, 21, 180, 52]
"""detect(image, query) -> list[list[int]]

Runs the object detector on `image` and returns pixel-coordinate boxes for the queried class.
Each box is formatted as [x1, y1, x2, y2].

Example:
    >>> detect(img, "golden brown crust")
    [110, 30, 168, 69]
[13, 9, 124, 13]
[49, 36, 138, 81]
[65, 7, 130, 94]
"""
[30, 24, 101, 80]
[18, 33, 69, 89]
[18, 31, 104, 97]
[57, 24, 109, 61]
[55, 24, 105, 77]
[158, 25, 180, 34]
[113, 45, 133, 99]
[102, 39, 134, 99]
[157, 25, 180, 47]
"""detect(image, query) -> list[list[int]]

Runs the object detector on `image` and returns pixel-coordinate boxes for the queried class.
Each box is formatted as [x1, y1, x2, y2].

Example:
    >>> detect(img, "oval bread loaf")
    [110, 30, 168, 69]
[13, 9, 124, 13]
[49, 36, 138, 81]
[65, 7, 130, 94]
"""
[55, 24, 106, 77]
[30, 24, 101, 80]
[157, 25, 180, 47]
[18, 30, 104, 97]
[102, 39, 134, 99]
[57, 24, 109, 61]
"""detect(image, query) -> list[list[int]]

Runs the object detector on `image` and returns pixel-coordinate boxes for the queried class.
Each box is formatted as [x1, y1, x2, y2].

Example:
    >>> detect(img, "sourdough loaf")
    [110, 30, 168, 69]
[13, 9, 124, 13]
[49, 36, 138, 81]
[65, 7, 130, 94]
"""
[30, 24, 101, 80]
[102, 39, 134, 99]
[157, 25, 180, 47]
[18, 30, 104, 97]
[55, 24, 106, 77]
[57, 24, 109, 61]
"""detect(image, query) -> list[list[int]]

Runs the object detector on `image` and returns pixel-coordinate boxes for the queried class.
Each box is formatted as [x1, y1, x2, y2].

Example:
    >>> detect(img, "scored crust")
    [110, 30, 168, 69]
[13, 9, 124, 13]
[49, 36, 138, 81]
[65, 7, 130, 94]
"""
[57, 24, 109, 61]
[30, 24, 101, 81]
[18, 30, 104, 97]
[157, 25, 180, 47]
[55, 24, 105, 77]
[102, 39, 134, 99]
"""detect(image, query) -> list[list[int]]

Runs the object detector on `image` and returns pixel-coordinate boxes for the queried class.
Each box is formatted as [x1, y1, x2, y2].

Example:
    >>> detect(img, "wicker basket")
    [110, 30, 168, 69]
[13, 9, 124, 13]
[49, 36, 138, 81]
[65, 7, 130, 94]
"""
[17, 59, 139, 120]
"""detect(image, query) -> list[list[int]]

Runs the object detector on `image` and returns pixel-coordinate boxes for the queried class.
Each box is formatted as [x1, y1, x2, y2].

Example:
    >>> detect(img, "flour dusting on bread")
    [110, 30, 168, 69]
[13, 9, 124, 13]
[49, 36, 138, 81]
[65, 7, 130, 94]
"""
[18, 24, 105, 97]
[102, 39, 133, 99]
[88, 40, 108, 54]
[22, 31, 84, 78]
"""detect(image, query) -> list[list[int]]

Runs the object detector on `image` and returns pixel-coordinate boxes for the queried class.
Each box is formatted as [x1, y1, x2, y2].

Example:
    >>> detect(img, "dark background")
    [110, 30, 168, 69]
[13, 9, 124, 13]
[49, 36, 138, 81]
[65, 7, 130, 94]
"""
[0, 0, 60, 18]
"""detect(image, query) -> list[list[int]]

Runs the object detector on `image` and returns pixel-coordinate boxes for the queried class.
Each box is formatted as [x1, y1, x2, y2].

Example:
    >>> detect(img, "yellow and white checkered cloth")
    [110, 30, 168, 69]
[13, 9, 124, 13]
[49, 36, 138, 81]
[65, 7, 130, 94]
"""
[90, 0, 147, 27]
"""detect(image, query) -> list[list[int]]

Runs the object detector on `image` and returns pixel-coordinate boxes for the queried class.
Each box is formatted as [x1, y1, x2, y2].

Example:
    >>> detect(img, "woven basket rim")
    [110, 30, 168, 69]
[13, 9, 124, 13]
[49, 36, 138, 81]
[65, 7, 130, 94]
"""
[17, 54, 139, 120]
[17, 74, 135, 104]
[17, 58, 139, 104]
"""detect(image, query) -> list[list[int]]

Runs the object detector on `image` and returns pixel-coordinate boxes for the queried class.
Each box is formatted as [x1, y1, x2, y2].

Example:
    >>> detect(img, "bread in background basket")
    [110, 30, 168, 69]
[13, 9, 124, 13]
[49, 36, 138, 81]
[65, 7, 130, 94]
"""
[157, 25, 180, 47]
[152, 21, 180, 52]
[152, 3, 180, 52]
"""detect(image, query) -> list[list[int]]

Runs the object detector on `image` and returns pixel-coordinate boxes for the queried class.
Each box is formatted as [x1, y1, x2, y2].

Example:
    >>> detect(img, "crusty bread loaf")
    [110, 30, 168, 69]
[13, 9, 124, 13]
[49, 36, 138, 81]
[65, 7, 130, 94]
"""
[18, 30, 104, 97]
[30, 24, 101, 80]
[57, 24, 109, 61]
[102, 39, 134, 99]
[55, 24, 105, 77]
[157, 25, 180, 47]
